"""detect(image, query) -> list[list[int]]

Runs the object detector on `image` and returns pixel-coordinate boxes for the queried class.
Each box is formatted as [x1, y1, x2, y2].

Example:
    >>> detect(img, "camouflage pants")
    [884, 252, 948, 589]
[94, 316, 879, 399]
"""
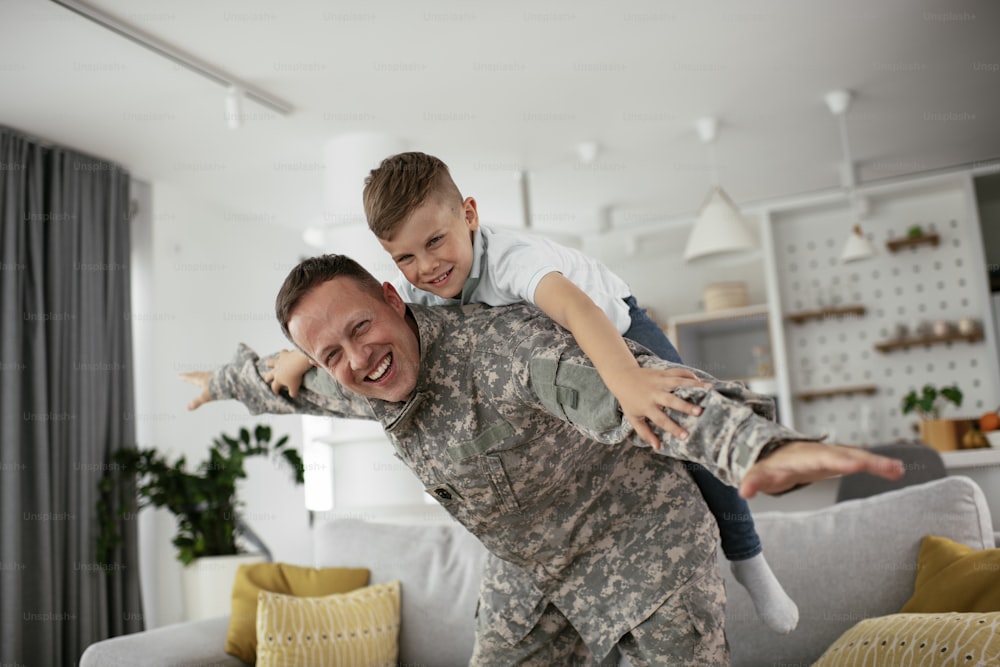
[470, 565, 729, 667]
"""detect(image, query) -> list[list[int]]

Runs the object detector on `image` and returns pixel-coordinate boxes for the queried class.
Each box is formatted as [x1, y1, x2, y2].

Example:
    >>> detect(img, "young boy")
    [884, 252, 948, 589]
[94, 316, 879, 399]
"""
[268, 152, 798, 633]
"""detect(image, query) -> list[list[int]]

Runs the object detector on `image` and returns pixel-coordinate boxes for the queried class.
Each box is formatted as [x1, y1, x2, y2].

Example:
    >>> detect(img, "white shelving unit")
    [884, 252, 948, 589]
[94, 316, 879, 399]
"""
[668, 304, 773, 381]
[761, 170, 1000, 444]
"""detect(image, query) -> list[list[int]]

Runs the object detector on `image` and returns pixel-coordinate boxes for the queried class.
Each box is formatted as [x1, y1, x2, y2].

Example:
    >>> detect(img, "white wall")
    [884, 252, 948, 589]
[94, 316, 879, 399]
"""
[138, 182, 317, 628]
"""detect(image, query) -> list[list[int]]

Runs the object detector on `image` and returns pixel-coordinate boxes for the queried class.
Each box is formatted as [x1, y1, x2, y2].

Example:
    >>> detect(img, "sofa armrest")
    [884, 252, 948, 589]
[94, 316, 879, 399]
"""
[80, 615, 247, 667]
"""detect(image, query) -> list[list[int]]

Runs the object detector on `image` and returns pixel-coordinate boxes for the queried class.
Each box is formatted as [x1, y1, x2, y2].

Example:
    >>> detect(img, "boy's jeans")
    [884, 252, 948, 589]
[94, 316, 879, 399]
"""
[623, 296, 763, 561]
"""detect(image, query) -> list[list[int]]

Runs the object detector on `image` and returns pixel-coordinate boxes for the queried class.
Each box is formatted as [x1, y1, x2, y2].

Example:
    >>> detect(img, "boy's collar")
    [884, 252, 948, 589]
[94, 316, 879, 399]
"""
[468, 226, 485, 279]
[458, 227, 486, 304]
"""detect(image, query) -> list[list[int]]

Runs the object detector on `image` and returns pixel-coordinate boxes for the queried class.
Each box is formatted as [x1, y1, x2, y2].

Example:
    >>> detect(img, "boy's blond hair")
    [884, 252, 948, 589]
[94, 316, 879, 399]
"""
[363, 152, 464, 239]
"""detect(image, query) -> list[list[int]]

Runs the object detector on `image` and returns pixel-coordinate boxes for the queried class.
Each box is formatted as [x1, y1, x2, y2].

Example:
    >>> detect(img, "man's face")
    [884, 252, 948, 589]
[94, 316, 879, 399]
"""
[379, 196, 479, 299]
[288, 277, 421, 403]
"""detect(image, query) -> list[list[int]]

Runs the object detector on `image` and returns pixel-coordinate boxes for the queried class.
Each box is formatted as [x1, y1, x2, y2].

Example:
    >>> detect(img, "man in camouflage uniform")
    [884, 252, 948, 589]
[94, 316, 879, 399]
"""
[192, 255, 902, 666]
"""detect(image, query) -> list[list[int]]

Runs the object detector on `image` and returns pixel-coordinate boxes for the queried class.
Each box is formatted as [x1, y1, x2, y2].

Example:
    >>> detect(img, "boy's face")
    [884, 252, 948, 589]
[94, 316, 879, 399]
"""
[379, 196, 479, 299]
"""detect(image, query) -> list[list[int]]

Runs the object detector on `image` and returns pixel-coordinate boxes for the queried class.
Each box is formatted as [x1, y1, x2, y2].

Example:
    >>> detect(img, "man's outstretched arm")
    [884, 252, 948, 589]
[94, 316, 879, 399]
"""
[738, 440, 905, 498]
[181, 343, 375, 420]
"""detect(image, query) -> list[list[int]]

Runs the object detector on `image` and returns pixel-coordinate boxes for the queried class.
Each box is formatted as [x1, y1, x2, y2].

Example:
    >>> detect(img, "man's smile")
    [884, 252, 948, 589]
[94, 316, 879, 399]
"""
[366, 353, 392, 382]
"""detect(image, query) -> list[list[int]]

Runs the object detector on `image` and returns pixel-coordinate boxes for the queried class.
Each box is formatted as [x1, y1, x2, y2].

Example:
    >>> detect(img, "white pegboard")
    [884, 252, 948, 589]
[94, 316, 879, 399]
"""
[771, 178, 999, 445]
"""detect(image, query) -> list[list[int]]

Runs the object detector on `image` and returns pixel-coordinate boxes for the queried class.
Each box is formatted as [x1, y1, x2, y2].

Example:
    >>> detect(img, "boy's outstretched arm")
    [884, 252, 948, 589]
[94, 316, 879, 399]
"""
[533, 272, 708, 449]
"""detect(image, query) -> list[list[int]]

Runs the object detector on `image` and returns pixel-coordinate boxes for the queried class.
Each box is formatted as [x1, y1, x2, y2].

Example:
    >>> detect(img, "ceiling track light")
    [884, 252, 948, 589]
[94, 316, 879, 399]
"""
[50, 0, 294, 125]
[224, 86, 243, 130]
[575, 141, 600, 165]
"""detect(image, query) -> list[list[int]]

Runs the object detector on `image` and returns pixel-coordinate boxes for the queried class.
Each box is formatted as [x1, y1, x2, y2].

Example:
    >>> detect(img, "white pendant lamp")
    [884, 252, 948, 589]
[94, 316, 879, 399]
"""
[684, 117, 757, 262]
[825, 90, 877, 263]
[841, 224, 877, 263]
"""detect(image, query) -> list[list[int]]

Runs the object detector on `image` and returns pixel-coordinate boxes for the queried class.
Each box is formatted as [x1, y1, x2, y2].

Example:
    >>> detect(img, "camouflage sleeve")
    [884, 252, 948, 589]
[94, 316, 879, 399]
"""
[515, 336, 815, 486]
[208, 343, 376, 420]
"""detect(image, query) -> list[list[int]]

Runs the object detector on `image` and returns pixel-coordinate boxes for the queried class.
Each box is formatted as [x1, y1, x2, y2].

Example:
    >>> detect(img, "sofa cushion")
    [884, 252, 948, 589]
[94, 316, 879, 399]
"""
[900, 534, 1000, 613]
[255, 581, 400, 667]
[725, 476, 994, 667]
[226, 562, 370, 663]
[812, 612, 1000, 666]
[313, 519, 487, 667]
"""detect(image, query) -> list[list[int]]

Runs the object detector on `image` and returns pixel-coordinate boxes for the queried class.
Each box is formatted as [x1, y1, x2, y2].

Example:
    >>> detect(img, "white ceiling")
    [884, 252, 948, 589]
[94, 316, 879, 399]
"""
[2, 0, 999, 238]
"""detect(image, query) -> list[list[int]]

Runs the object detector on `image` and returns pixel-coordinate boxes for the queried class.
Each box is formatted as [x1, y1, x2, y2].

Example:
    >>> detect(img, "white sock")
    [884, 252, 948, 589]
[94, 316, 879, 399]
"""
[730, 553, 799, 634]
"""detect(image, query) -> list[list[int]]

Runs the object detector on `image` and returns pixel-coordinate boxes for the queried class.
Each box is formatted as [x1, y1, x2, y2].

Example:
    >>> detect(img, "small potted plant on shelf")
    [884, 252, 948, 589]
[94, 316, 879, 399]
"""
[97, 424, 304, 619]
[901, 384, 970, 452]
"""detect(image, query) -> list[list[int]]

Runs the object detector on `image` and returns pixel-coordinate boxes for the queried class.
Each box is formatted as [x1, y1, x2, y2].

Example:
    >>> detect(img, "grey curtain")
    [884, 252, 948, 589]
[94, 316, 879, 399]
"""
[0, 126, 143, 665]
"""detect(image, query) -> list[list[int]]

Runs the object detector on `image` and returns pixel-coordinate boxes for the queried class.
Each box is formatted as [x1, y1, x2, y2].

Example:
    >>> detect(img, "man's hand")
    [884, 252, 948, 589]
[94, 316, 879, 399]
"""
[739, 441, 906, 499]
[262, 349, 314, 398]
[611, 367, 710, 448]
[179, 371, 213, 411]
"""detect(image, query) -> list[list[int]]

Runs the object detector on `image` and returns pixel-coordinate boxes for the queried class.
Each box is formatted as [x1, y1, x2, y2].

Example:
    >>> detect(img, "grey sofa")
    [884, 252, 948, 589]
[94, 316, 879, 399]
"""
[80, 476, 995, 666]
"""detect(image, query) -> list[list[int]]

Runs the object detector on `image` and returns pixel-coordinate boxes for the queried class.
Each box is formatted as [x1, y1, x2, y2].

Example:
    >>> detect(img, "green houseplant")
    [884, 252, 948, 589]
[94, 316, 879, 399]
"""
[97, 424, 304, 566]
[901, 384, 967, 451]
[901, 384, 963, 420]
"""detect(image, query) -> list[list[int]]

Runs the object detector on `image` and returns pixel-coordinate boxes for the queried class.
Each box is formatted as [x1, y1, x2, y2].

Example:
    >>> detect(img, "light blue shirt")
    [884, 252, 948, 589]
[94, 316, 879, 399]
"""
[392, 224, 633, 333]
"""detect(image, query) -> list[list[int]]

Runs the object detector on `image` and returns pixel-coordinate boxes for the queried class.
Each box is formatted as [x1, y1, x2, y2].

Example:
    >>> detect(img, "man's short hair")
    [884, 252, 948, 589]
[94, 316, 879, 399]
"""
[275, 254, 382, 342]
[362, 152, 464, 239]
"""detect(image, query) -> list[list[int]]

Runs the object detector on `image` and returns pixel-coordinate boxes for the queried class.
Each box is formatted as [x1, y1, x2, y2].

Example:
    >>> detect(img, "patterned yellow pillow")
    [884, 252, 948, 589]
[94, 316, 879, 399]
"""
[225, 562, 370, 663]
[813, 612, 1000, 666]
[256, 581, 401, 667]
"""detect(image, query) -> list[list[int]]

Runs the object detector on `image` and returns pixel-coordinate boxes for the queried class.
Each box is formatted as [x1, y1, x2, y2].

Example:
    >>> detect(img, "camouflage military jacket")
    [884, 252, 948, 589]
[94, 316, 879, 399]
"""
[210, 302, 804, 657]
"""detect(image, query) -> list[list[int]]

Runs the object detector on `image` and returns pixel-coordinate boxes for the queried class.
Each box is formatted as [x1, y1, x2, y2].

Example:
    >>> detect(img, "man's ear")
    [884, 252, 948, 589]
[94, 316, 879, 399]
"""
[463, 196, 480, 231]
[382, 282, 407, 315]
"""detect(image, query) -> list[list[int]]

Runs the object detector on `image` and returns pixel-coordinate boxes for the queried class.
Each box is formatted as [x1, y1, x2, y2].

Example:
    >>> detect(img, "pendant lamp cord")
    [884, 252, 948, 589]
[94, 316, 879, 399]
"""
[836, 112, 859, 218]
[709, 140, 721, 189]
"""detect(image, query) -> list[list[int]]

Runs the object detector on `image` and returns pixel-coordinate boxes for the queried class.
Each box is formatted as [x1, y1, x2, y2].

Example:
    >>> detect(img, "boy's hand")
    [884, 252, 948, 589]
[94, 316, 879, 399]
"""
[263, 349, 314, 398]
[179, 371, 213, 411]
[611, 367, 711, 448]
[739, 441, 906, 498]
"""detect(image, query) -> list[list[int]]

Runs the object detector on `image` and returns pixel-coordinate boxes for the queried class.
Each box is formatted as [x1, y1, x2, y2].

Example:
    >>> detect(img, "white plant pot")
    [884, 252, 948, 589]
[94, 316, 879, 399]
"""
[181, 553, 265, 621]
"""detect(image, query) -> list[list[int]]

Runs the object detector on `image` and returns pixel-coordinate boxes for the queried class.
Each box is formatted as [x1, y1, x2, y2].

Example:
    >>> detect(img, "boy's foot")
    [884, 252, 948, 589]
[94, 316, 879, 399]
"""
[730, 554, 799, 634]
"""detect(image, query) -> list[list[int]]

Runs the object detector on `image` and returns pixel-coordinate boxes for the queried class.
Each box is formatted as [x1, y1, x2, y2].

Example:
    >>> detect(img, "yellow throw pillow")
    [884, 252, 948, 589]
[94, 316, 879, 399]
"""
[813, 612, 1000, 666]
[225, 562, 369, 663]
[255, 581, 401, 667]
[900, 535, 1000, 613]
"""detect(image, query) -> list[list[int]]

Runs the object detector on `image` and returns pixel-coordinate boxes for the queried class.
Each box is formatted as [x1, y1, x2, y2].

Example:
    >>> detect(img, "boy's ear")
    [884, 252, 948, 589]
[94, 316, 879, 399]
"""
[463, 197, 480, 231]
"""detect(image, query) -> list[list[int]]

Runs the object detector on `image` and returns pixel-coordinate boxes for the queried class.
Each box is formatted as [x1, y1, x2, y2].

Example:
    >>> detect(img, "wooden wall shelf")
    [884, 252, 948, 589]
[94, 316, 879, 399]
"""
[874, 330, 984, 353]
[785, 304, 866, 325]
[886, 233, 940, 253]
[795, 385, 879, 403]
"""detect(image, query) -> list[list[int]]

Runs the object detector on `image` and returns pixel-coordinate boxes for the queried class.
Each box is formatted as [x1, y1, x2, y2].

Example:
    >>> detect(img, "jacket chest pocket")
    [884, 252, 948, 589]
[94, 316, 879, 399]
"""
[478, 455, 520, 515]
[436, 420, 523, 517]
